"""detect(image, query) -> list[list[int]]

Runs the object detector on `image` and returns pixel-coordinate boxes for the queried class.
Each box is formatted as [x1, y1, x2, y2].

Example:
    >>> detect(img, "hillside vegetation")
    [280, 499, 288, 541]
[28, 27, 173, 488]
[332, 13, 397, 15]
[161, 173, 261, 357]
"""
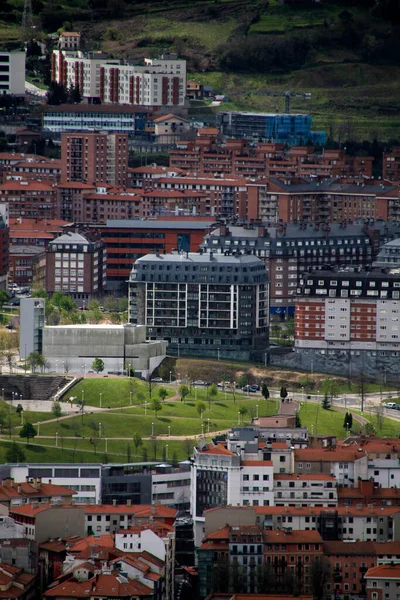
[1, 0, 400, 140]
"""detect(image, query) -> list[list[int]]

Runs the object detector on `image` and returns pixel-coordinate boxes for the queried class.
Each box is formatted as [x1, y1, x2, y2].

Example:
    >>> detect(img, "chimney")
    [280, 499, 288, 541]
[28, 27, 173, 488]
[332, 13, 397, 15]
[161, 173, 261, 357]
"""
[126, 499, 131, 507]
[112, 499, 117, 507]
[17, 485, 21, 494]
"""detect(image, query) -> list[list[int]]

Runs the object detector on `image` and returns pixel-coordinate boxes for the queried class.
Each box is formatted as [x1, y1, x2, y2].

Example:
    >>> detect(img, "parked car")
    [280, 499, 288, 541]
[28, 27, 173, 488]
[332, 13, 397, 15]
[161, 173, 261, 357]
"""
[242, 385, 258, 393]
[194, 380, 207, 386]
[384, 402, 397, 409]
[151, 377, 163, 382]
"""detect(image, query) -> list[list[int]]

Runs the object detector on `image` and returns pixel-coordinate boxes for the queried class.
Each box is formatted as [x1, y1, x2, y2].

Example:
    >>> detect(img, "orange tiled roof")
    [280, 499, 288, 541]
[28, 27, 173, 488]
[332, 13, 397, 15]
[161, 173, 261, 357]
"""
[274, 473, 335, 481]
[365, 564, 400, 579]
[241, 460, 273, 467]
[200, 443, 233, 456]
[294, 448, 366, 461]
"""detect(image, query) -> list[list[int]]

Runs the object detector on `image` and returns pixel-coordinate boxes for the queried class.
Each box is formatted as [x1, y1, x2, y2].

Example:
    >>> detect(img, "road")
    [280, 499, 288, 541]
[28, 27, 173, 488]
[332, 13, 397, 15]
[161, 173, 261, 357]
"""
[25, 80, 47, 98]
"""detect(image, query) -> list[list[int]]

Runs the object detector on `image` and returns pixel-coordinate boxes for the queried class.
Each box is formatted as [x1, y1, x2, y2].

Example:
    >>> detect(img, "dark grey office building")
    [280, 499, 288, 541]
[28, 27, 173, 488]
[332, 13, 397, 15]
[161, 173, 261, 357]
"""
[101, 463, 152, 505]
[128, 251, 269, 360]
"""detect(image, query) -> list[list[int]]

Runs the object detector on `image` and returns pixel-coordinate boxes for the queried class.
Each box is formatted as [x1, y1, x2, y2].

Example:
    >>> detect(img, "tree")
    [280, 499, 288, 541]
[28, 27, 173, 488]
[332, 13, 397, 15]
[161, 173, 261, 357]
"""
[92, 357, 104, 373]
[343, 412, 351, 431]
[237, 374, 248, 389]
[19, 422, 37, 445]
[27, 352, 44, 373]
[142, 447, 148, 461]
[88, 300, 100, 311]
[238, 405, 248, 424]
[144, 375, 157, 400]
[150, 398, 162, 418]
[375, 404, 385, 433]
[150, 438, 159, 460]
[183, 438, 193, 459]
[322, 393, 331, 410]
[51, 400, 62, 421]
[196, 400, 206, 419]
[87, 309, 102, 324]
[285, 317, 295, 344]
[208, 384, 218, 408]
[133, 432, 143, 454]
[5, 442, 26, 463]
[262, 382, 270, 400]
[46, 81, 68, 105]
[158, 386, 168, 402]
[311, 556, 331, 600]
[179, 384, 190, 403]
[295, 411, 302, 428]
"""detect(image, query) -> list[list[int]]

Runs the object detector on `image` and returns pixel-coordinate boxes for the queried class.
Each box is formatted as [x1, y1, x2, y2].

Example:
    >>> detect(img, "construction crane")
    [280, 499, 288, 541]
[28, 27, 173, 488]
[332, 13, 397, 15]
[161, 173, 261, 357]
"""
[264, 90, 311, 114]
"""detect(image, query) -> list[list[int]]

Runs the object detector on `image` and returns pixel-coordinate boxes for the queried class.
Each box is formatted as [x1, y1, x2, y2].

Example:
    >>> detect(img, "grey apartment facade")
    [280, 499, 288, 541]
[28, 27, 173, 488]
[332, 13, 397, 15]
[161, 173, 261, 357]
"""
[128, 251, 269, 360]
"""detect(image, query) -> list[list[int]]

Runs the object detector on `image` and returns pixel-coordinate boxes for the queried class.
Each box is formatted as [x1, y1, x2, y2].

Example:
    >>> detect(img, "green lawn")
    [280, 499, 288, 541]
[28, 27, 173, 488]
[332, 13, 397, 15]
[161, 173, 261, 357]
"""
[62, 378, 174, 408]
[0, 439, 120, 463]
[298, 402, 361, 438]
[0, 400, 59, 434]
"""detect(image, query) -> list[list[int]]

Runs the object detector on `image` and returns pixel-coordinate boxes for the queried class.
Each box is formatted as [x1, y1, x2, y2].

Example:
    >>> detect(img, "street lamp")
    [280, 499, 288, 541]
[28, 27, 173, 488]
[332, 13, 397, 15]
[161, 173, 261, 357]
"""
[151, 422, 154, 437]
[166, 444, 168, 460]
[302, 386, 305, 403]
[99, 423, 102, 437]
[256, 404, 259, 419]
[264, 353, 267, 368]
[100, 393, 102, 408]
[208, 418, 210, 434]
[82, 390, 84, 403]
[169, 370, 172, 384]
[37, 422, 40, 436]
[130, 391, 133, 405]
[238, 411, 240, 425]
[55, 431, 58, 447]
[201, 423, 204, 436]
[105, 438, 108, 453]
[168, 426, 170, 438]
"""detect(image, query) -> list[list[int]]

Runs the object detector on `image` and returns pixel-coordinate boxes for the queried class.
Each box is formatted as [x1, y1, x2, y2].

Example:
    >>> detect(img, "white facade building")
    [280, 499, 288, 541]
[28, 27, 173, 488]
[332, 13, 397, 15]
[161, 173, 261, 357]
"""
[0, 52, 25, 96]
[115, 527, 168, 560]
[51, 40, 186, 108]
[190, 440, 274, 546]
[274, 474, 338, 507]
[8, 464, 101, 504]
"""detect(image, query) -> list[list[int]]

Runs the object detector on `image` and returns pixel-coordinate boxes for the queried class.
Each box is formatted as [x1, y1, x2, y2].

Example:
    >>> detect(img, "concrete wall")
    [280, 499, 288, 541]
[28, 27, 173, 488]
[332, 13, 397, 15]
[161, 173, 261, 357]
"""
[43, 324, 167, 374]
[35, 506, 85, 543]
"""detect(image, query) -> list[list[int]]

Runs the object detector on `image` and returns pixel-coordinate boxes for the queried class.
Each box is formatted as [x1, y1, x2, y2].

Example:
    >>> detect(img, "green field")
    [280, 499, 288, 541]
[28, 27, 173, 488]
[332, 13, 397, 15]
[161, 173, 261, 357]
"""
[61, 378, 174, 408]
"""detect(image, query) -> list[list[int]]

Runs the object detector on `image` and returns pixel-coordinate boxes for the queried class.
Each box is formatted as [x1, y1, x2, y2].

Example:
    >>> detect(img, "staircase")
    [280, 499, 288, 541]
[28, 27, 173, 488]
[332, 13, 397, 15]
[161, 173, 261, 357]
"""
[0, 375, 71, 401]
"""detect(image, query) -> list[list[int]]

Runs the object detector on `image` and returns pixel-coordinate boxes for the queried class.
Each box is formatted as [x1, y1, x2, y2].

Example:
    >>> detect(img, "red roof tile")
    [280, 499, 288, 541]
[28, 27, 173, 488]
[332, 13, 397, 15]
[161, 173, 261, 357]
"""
[365, 564, 400, 579]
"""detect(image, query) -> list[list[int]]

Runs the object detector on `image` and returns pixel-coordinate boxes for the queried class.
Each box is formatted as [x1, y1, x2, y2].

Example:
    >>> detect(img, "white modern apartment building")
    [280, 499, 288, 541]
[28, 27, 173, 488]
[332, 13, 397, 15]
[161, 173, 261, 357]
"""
[51, 33, 186, 107]
[7, 464, 101, 504]
[274, 473, 338, 507]
[0, 52, 25, 96]
[190, 439, 274, 545]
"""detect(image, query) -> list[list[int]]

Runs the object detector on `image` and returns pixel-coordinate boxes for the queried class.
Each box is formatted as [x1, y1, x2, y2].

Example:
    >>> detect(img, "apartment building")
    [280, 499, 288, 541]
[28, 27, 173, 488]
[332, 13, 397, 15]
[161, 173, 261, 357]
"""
[153, 175, 253, 219]
[127, 165, 185, 188]
[84, 504, 177, 536]
[338, 478, 400, 507]
[202, 221, 378, 317]
[56, 182, 96, 222]
[190, 439, 275, 547]
[0, 52, 25, 96]
[170, 138, 373, 179]
[0, 180, 58, 220]
[294, 448, 368, 486]
[0, 477, 75, 510]
[128, 251, 269, 361]
[274, 474, 338, 507]
[339, 437, 400, 488]
[365, 563, 400, 600]
[9, 245, 46, 288]
[45, 231, 106, 300]
[204, 504, 400, 544]
[60, 132, 128, 186]
[10, 504, 85, 543]
[228, 424, 307, 455]
[9, 218, 71, 248]
[43, 104, 150, 135]
[198, 524, 323, 598]
[98, 218, 215, 292]
[294, 268, 400, 376]
[382, 146, 400, 182]
[51, 37, 186, 107]
[6, 464, 101, 505]
[8, 159, 61, 183]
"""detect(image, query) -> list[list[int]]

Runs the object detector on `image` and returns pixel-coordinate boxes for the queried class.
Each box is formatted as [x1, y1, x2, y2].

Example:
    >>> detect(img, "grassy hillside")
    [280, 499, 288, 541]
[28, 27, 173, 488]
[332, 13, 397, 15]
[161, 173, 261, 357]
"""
[1, 0, 399, 141]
